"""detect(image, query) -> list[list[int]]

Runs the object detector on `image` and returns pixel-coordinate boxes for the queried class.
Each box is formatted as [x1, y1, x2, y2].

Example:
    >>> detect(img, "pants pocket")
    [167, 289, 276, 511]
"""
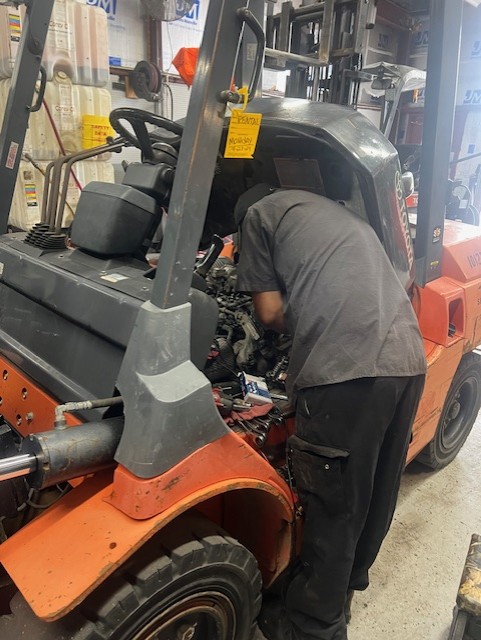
[289, 434, 350, 518]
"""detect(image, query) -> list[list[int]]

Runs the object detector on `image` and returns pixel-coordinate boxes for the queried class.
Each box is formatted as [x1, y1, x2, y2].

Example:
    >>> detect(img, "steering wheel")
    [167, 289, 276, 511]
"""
[109, 108, 183, 162]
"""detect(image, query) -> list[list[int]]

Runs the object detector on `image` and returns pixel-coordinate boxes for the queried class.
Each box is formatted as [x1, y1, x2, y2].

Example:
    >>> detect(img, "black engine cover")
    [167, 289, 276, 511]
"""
[0, 235, 218, 414]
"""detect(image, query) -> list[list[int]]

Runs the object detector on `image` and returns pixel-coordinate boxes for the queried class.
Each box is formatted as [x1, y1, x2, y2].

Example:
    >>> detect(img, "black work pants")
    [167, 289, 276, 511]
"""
[285, 375, 425, 640]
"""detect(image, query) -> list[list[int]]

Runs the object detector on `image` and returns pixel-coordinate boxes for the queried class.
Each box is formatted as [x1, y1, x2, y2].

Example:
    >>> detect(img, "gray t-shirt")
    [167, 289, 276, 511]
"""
[236, 190, 426, 396]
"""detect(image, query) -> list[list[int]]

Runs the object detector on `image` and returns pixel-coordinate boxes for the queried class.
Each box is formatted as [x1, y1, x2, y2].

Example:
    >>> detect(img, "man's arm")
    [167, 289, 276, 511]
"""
[252, 291, 288, 334]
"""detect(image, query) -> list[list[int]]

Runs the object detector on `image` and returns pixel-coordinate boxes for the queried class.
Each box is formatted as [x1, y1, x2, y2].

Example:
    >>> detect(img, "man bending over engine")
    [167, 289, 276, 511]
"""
[235, 184, 426, 640]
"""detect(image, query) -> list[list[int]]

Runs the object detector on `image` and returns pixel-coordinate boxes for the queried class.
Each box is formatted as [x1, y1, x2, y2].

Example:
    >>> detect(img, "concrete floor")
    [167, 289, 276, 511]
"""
[256, 413, 481, 640]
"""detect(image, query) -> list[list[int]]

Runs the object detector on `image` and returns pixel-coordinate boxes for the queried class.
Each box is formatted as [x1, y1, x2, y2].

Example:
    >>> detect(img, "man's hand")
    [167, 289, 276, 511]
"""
[252, 291, 288, 334]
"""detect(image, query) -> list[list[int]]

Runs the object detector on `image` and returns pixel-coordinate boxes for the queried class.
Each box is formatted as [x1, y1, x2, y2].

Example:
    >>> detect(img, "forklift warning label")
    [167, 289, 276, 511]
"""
[9, 13, 21, 42]
[5, 141, 19, 170]
[224, 111, 262, 159]
[24, 184, 38, 208]
[101, 273, 129, 283]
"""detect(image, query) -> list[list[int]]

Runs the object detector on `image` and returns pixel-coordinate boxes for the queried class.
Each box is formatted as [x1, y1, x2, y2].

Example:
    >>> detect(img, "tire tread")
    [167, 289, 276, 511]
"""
[0, 513, 262, 640]
[417, 353, 481, 469]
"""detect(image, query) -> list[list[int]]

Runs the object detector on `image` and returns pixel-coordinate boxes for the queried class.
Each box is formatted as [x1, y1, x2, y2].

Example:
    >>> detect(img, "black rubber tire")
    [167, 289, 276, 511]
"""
[448, 608, 470, 640]
[0, 513, 262, 640]
[417, 353, 481, 470]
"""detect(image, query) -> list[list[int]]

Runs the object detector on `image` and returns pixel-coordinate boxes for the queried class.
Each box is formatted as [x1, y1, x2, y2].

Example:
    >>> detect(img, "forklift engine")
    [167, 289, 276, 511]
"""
[0, 99, 409, 531]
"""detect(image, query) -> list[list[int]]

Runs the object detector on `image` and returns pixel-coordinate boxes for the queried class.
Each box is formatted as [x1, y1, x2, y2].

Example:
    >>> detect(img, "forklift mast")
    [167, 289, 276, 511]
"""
[116, 0, 267, 477]
[0, 0, 54, 234]
[266, 0, 464, 287]
[415, 0, 462, 285]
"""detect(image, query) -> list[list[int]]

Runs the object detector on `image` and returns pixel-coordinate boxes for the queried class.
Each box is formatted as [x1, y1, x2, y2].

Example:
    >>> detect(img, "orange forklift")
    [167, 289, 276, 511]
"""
[0, 0, 480, 638]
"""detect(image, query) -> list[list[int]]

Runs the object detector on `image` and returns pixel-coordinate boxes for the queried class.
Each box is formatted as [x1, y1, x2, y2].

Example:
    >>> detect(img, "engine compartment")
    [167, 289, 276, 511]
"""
[203, 255, 291, 389]
[0, 97, 410, 538]
[0, 236, 295, 539]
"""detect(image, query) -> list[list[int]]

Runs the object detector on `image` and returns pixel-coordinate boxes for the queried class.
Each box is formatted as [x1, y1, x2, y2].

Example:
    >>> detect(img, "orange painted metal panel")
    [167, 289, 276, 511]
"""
[407, 339, 464, 461]
[0, 355, 81, 435]
[417, 277, 465, 347]
[109, 429, 293, 519]
[220, 239, 235, 258]
[0, 433, 294, 622]
[442, 220, 481, 283]
[450, 277, 481, 353]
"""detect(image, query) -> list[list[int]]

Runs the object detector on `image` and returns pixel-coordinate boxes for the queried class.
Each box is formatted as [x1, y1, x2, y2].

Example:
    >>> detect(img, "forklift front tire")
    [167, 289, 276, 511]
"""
[417, 353, 481, 470]
[0, 513, 262, 640]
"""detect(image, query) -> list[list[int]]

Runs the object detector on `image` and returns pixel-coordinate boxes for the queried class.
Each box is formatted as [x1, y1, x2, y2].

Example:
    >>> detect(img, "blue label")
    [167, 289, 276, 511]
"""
[472, 41, 481, 58]
[468, 144, 476, 154]
[179, 0, 200, 24]
[413, 29, 429, 48]
[378, 33, 389, 51]
[464, 89, 481, 105]
[109, 56, 122, 66]
[86, 0, 117, 20]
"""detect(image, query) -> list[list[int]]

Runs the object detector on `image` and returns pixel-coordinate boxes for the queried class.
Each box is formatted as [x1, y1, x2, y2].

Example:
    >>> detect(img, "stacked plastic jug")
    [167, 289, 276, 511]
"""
[0, 0, 115, 230]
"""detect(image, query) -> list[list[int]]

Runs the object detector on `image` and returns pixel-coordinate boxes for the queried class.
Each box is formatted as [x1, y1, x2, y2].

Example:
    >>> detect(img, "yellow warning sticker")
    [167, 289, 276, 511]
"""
[224, 110, 262, 159]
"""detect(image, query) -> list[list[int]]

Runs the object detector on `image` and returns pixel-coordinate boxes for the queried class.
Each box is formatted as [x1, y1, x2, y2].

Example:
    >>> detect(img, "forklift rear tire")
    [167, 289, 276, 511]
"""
[0, 513, 262, 640]
[417, 353, 481, 470]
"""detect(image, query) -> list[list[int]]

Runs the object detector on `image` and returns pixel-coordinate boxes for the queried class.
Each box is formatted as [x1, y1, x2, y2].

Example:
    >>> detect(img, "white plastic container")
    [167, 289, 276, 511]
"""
[0, 0, 109, 87]
[0, 74, 112, 160]
[73, 1, 109, 87]
[0, 6, 22, 79]
[9, 159, 115, 230]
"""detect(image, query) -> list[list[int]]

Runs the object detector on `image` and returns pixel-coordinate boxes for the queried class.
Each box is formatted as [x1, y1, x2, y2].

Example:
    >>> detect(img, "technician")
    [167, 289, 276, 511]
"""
[235, 185, 427, 640]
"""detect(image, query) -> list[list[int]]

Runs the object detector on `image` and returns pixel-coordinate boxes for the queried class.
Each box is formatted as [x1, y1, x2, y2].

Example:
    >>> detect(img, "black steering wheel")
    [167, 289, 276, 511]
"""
[109, 108, 183, 162]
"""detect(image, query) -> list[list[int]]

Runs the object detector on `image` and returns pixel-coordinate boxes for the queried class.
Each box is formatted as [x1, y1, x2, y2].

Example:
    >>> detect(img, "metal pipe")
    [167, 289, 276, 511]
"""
[0, 453, 37, 482]
[450, 151, 481, 166]
[319, 0, 335, 65]
[274, 2, 324, 20]
[54, 396, 123, 429]
[265, 47, 327, 67]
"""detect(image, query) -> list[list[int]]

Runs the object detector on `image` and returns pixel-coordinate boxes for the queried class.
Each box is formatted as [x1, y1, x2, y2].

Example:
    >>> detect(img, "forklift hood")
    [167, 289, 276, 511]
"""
[214, 98, 415, 291]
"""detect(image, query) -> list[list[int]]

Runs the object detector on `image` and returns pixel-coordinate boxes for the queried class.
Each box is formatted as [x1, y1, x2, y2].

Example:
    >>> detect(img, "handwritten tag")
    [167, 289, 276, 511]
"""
[224, 110, 262, 159]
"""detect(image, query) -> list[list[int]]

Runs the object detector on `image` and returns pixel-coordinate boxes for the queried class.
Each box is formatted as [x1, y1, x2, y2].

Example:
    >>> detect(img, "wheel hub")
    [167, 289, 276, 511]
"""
[177, 623, 198, 640]
[448, 399, 461, 421]
[131, 592, 235, 640]
[441, 375, 480, 453]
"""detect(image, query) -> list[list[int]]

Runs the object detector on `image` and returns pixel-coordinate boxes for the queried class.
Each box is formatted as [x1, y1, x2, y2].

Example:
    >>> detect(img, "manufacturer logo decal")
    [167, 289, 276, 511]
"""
[378, 33, 390, 51]
[86, 0, 117, 20]
[413, 29, 429, 48]
[472, 40, 481, 58]
[179, 0, 200, 24]
[463, 89, 481, 105]
[395, 171, 414, 269]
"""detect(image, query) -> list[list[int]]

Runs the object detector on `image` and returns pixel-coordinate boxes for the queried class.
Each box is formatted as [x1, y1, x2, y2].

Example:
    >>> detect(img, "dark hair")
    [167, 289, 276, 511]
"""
[234, 183, 277, 227]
